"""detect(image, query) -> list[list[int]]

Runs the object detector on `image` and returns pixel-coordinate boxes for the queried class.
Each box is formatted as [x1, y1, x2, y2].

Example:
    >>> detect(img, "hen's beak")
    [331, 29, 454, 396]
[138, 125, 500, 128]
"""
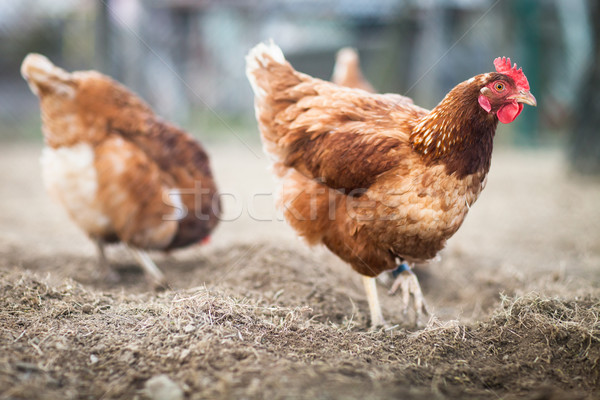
[509, 90, 537, 107]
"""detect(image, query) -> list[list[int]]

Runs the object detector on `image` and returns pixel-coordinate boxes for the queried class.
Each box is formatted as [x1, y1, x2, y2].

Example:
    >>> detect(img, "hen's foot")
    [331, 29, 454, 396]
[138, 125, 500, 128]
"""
[361, 276, 389, 329]
[127, 246, 168, 291]
[95, 239, 121, 284]
[389, 263, 429, 325]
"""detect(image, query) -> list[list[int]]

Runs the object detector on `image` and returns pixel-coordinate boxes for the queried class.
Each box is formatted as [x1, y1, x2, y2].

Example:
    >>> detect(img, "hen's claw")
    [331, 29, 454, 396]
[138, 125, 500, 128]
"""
[388, 265, 429, 324]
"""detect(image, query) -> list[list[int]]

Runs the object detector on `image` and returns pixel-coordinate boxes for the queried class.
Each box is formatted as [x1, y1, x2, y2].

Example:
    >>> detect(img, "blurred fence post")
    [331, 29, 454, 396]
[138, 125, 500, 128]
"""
[512, 0, 540, 145]
[95, 1, 110, 75]
[569, 0, 600, 175]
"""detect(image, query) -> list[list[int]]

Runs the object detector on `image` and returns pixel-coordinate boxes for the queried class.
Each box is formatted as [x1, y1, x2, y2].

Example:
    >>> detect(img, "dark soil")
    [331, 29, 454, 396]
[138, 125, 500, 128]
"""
[1, 144, 599, 399]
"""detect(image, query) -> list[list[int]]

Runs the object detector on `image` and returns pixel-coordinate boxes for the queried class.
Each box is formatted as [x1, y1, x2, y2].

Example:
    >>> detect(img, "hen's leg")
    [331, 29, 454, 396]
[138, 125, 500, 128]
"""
[95, 239, 120, 283]
[362, 276, 386, 328]
[126, 245, 167, 290]
[389, 263, 428, 324]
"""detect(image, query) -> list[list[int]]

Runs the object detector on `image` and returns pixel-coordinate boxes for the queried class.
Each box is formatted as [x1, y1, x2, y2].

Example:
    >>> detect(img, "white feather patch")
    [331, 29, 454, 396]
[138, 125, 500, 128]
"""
[41, 143, 111, 237]
[162, 189, 186, 221]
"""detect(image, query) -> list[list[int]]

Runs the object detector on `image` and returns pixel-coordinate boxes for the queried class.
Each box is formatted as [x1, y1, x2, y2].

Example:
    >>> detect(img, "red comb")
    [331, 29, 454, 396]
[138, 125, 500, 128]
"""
[493, 57, 530, 91]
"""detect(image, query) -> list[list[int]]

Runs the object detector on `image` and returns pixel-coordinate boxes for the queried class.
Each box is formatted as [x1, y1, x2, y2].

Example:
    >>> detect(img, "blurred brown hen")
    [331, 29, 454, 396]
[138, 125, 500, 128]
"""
[246, 42, 536, 327]
[21, 54, 220, 288]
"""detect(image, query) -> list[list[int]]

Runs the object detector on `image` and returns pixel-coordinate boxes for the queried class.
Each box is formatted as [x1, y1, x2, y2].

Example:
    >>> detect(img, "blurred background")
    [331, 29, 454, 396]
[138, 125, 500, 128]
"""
[0, 0, 599, 174]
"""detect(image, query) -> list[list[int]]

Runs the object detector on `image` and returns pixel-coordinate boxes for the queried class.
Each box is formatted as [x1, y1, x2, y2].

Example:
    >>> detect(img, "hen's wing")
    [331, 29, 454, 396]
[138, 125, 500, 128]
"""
[247, 42, 427, 193]
[107, 117, 220, 249]
[68, 71, 220, 249]
[94, 135, 179, 249]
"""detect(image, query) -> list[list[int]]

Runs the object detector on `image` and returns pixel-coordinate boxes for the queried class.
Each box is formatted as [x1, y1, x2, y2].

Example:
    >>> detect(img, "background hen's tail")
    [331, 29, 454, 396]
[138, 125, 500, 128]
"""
[21, 54, 75, 98]
[332, 47, 375, 92]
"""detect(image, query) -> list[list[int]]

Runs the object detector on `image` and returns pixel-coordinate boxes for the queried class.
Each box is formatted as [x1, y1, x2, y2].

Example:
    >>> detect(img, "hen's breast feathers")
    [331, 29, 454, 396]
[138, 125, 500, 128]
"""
[41, 143, 112, 239]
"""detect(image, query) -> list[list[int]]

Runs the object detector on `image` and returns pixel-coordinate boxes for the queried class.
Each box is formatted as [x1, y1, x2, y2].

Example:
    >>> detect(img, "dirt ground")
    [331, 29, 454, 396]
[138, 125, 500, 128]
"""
[1, 141, 600, 399]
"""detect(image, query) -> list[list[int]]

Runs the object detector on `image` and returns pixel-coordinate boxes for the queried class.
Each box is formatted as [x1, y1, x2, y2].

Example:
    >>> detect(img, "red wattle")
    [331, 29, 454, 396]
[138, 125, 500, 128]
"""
[497, 101, 523, 124]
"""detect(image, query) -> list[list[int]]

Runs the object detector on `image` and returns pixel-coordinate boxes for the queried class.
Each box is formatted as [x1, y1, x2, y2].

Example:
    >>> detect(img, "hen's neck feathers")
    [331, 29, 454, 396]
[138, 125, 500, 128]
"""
[410, 78, 498, 178]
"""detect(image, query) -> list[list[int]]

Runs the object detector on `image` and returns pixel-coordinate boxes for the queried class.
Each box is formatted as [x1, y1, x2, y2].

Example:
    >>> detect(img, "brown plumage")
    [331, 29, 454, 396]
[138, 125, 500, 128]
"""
[246, 42, 536, 327]
[21, 54, 220, 287]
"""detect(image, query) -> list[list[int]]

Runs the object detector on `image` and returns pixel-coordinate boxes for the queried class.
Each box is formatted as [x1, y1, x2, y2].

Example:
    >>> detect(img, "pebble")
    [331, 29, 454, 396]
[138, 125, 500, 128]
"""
[144, 375, 183, 400]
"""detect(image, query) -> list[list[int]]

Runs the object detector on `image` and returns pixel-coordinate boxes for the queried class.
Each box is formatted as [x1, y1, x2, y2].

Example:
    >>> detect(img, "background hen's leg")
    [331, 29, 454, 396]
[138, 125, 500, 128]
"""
[94, 239, 120, 283]
[362, 276, 386, 328]
[126, 245, 167, 290]
[389, 263, 428, 324]
[95, 239, 108, 270]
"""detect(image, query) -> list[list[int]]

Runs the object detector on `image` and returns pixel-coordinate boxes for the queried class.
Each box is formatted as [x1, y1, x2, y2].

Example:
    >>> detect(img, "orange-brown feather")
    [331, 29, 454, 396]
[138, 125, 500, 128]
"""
[94, 135, 178, 249]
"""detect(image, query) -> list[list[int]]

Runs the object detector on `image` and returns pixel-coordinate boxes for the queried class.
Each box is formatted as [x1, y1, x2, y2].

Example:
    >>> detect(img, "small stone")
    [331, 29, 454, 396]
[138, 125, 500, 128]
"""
[179, 349, 191, 361]
[90, 354, 99, 364]
[183, 324, 196, 333]
[82, 304, 94, 314]
[144, 375, 183, 400]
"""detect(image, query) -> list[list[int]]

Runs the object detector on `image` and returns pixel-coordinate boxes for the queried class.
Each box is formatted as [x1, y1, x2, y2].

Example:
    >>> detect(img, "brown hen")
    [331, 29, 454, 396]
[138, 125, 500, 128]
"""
[21, 54, 220, 288]
[246, 42, 535, 327]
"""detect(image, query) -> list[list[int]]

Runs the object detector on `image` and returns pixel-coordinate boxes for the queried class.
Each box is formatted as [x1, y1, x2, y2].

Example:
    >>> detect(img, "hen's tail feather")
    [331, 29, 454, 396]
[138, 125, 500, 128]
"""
[245, 40, 286, 99]
[21, 53, 74, 97]
[246, 40, 306, 170]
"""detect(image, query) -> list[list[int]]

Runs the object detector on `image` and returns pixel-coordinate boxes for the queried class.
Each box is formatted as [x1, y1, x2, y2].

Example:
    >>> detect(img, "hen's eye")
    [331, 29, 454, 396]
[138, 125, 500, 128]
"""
[494, 82, 505, 91]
